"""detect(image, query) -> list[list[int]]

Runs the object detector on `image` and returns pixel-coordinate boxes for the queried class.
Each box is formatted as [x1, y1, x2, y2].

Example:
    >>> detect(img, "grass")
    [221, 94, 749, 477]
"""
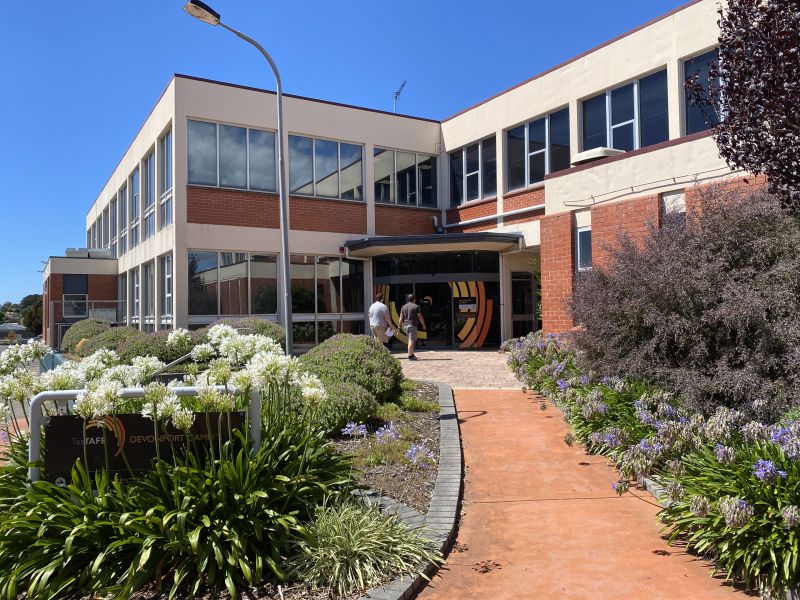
[399, 394, 439, 413]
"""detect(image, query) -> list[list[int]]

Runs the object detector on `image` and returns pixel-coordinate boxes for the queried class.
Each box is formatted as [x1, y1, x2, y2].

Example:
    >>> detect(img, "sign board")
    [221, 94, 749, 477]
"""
[458, 298, 478, 313]
[43, 411, 245, 485]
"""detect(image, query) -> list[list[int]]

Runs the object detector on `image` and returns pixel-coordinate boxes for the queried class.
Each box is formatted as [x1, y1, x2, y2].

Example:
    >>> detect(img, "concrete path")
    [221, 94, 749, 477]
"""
[419, 390, 755, 600]
[394, 349, 521, 389]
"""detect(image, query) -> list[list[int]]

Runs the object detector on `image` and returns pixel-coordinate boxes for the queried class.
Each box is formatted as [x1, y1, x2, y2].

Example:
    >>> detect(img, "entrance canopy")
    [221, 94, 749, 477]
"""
[344, 232, 523, 258]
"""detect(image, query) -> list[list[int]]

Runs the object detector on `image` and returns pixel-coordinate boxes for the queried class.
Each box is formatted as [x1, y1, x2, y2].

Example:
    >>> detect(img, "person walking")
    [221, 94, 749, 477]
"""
[368, 292, 393, 344]
[399, 293, 426, 360]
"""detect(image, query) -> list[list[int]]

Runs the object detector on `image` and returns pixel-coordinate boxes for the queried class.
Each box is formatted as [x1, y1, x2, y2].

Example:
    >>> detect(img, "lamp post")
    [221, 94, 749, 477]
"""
[184, 0, 293, 354]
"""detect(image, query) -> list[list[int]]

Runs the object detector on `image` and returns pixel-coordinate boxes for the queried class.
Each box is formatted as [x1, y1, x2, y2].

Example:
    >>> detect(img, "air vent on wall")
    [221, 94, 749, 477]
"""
[571, 147, 626, 166]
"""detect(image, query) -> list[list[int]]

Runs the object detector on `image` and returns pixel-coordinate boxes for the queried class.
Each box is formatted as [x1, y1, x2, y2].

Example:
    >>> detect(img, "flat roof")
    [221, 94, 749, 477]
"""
[345, 232, 523, 258]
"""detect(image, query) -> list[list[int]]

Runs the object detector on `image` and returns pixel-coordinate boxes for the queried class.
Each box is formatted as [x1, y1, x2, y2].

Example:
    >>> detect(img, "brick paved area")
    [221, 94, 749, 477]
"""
[393, 349, 521, 389]
[419, 390, 756, 600]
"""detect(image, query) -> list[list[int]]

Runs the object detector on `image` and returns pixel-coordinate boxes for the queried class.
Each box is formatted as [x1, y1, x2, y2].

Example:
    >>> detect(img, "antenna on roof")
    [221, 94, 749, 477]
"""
[393, 80, 407, 113]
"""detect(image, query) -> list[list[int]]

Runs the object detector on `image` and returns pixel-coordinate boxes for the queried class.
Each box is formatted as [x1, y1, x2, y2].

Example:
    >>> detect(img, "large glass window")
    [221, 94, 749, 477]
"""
[250, 254, 277, 314]
[289, 135, 363, 200]
[248, 129, 276, 192]
[129, 168, 140, 248]
[129, 268, 140, 322]
[160, 254, 173, 319]
[159, 129, 173, 229]
[576, 227, 593, 271]
[188, 119, 278, 192]
[374, 148, 437, 207]
[143, 261, 155, 318]
[582, 69, 669, 152]
[188, 251, 218, 315]
[188, 119, 218, 186]
[143, 151, 156, 239]
[341, 258, 364, 313]
[684, 49, 720, 135]
[118, 275, 127, 323]
[290, 255, 316, 313]
[449, 136, 496, 206]
[109, 199, 117, 258]
[507, 107, 571, 191]
[118, 183, 127, 255]
[219, 252, 249, 315]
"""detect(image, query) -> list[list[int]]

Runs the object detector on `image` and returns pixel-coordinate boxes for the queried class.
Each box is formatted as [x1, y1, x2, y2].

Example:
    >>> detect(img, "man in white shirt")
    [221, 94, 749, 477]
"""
[368, 292, 393, 344]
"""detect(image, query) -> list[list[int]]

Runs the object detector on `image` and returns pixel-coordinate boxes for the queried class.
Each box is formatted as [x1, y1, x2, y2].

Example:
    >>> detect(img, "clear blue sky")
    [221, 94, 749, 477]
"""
[0, 0, 688, 303]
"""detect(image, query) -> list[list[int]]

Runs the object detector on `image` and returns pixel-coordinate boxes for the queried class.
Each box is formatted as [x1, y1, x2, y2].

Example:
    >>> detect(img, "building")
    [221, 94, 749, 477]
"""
[42, 0, 736, 351]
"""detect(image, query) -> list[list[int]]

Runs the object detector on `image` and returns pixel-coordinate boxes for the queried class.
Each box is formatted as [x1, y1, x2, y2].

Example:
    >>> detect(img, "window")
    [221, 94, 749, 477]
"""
[507, 107, 571, 191]
[110, 199, 117, 258]
[118, 275, 127, 323]
[582, 70, 668, 152]
[188, 119, 279, 193]
[188, 251, 218, 315]
[251, 254, 277, 314]
[159, 129, 173, 229]
[143, 261, 155, 318]
[289, 135, 363, 200]
[143, 152, 156, 239]
[374, 148, 437, 207]
[90, 221, 97, 249]
[129, 168, 140, 248]
[118, 183, 128, 255]
[684, 49, 720, 135]
[63, 294, 88, 318]
[576, 227, 592, 271]
[449, 136, 496, 206]
[219, 252, 248, 315]
[129, 268, 140, 322]
[101, 207, 110, 249]
[160, 254, 173, 320]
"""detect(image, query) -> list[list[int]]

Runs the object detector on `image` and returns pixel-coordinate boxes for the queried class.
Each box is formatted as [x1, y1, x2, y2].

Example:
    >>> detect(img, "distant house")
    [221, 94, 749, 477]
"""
[0, 323, 32, 341]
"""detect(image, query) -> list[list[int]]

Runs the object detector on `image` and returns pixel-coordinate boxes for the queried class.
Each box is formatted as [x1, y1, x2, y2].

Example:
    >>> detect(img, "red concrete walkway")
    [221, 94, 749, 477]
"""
[420, 390, 756, 600]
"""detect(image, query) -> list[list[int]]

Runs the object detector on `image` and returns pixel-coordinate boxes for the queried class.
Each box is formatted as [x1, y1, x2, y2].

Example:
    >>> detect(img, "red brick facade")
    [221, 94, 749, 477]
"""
[88, 275, 119, 301]
[446, 198, 497, 232]
[187, 186, 368, 234]
[539, 212, 575, 333]
[42, 274, 63, 347]
[503, 186, 545, 212]
[590, 194, 661, 270]
[375, 204, 437, 236]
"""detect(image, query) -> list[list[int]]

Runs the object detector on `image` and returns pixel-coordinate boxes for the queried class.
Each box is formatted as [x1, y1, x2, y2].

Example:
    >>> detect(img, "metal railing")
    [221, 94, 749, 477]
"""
[27, 385, 262, 481]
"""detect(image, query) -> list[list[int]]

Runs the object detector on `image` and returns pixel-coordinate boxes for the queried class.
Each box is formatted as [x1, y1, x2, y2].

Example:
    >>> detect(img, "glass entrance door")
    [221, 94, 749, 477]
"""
[415, 282, 453, 348]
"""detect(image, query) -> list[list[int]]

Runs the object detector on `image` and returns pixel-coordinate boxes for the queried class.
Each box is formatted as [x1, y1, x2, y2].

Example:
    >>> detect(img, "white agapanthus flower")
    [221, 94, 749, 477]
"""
[246, 351, 291, 389]
[37, 363, 86, 391]
[171, 407, 195, 431]
[207, 323, 239, 348]
[230, 369, 253, 393]
[190, 343, 216, 363]
[0, 345, 26, 375]
[80, 348, 120, 382]
[98, 364, 146, 388]
[0, 374, 31, 404]
[73, 380, 121, 420]
[196, 386, 235, 412]
[141, 382, 180, 422]
[295, 372, 327, 405]
[167, 328, 191, 347]
[130, 356, 165, 381]
[204, 358, 232, 385]
[22, 339, 51, 362]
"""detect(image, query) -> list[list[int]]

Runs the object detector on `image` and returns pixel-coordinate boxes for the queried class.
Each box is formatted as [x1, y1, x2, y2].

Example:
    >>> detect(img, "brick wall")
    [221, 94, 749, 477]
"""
[446, 198, 497, 233]
[590, 194, 661, 270]
[42, 274, 63, 347]
[187, 186, 367, 234]
[375, 204, 437, 236]
[684, 174, 768, 214]
[88, 274, 118, 300]
[504, 186, 545, 212]
[540, 212, 575, 333]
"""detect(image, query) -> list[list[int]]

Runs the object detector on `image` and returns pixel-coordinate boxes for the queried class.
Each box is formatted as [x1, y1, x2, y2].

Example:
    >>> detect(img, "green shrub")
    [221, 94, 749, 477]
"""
[301, 334, 402, 403]
[313, 381, 377, 436]
[376, 402, 404, 423]
[60, 319, 110, 354]
[215, 317, 286, 347]
[292, 501, 439, 596]
[77, 326, 143, 357]
[400, 394, 439, 413]
[659, 442, 800, 594]
[116, 329, 206, 365]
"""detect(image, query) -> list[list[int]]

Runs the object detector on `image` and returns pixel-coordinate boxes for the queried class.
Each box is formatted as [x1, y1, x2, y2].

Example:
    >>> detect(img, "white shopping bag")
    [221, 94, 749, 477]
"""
[386, 328, 395, 338]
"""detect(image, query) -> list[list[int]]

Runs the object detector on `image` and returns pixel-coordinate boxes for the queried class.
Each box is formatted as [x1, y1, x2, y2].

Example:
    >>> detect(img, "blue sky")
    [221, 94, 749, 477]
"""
[0, 0, 688, 303]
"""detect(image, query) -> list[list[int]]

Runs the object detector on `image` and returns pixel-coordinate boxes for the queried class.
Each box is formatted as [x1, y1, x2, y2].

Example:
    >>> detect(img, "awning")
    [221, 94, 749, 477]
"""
[345, 232, 524, 258]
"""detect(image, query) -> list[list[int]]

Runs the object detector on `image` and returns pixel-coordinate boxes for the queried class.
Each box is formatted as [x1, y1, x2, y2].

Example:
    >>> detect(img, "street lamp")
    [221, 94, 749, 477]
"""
[184, 0, 293, 355]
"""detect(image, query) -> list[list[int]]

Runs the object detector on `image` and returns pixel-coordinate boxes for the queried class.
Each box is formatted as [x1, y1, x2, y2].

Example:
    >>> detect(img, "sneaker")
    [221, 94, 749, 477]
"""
[409, 354, 418, 361]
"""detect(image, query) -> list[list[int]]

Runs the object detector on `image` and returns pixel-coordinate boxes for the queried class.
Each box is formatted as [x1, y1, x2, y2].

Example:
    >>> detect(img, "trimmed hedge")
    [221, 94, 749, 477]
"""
[77, 326, 143, 358]
[61, 319, 110, 354]
[214, 317, 286, 347]
[300, 334, 402, 403]
[116, 329, 207, 365]
[312, 381, 378, 435]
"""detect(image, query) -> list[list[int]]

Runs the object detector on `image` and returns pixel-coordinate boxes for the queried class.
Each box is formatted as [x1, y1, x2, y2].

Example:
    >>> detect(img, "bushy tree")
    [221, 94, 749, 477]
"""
[20, 297, 42, 335]
[691, 0, 800, 207]
[571, 185, 800, 421]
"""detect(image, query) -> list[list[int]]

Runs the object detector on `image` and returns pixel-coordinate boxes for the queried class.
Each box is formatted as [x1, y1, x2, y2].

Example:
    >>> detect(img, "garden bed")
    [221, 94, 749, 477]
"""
[333, 382, 440, 513]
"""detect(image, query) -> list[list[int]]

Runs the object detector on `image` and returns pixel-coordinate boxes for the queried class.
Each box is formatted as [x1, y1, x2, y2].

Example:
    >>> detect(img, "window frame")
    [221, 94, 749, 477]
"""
[159, 128, 173, 230]
[449, 136, 496, 207]
[62, 294, 88, 319]
[142, 150, 156, 240]
[682, 48, 721, 136]
[506, 106, 570, 192]
[118, 183, 128, 255]
[129, 167, 140, 248]
[288, 134, 365, 201]
[160, 254, 173, 319]
[373, 146, 438, 208]
[575, 226, 593, 272]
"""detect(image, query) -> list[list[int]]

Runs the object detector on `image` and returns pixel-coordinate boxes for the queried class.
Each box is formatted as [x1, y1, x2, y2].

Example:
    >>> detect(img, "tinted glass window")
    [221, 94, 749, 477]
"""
[396, 151, 416, 204]
[507, 125, 526, 190]
[612, 122, 635, 152]
[250, 254, 277, 314]
[639, 69, 669, 147]
[418, 155, 437, 207]
[187, 120, 217, 186]
[549, 108, 571, 173]
[465, 144, 480, 175]
[219, 252, 248, 315]
[482, 137, 496, 198]
[582, 94, 607, 150]
[249, 129, 276, 192]
[341, 258, 364, 313]
[290, 255, 316, 313]
[528, 118, 546, 154]
[374, 148, 394, 203]
[218, 124, 247, 189]
[577, 229, 593, 270]
[684, 49, 720, 134]
[289, 135, 313, 194]
[529, 152, 546, 185]
[314, 139, 339, 198]
[316, 256, 340, 313]
[611, 83, 635, 125]
[449, 151, 463, 206]
[188, 251, 218, 315]
[466, 172, 480, 202]
[340, 143, 363, 200]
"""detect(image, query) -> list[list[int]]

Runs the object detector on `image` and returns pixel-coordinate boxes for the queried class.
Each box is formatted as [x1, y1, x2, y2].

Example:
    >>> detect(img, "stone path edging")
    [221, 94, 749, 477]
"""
[360, 382, 462, 600]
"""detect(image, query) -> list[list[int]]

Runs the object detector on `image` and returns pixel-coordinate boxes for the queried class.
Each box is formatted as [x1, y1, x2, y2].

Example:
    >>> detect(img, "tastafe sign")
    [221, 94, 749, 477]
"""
[43, 411, 245, 485]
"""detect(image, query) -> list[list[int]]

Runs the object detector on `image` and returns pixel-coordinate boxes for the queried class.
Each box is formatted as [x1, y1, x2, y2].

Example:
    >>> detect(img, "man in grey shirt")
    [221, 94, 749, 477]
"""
[368, 292, 393, 344]
[399, 293, 426, 360]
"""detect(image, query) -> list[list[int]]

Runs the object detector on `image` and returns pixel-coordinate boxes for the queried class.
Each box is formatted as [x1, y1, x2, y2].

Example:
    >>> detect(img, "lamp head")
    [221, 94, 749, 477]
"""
[184, 0, 221, 25]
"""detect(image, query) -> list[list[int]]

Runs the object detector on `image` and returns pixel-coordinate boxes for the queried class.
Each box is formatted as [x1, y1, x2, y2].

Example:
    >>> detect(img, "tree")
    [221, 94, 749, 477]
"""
[19, 294, 41, 313]
[21, 297, 43, 335]
[693, 0, 800, 207]
[570, 185, 800, 422]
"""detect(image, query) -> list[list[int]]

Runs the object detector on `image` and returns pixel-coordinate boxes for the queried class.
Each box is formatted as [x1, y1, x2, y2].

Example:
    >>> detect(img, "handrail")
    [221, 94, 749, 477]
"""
[27, 385, 262, 481]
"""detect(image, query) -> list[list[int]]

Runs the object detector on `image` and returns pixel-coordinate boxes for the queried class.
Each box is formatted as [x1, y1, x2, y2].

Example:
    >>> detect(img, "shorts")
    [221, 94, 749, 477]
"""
[404, 324, 418, 343]
[371, 325, 389, 343]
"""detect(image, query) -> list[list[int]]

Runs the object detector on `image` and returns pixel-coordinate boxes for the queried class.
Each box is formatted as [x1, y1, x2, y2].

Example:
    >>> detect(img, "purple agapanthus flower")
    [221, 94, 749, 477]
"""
[406, 443, 435, 467]
[341, 422, 368, 438]
[753, 459, 786, 483]
[376, 422, 400, 444]
[556, 379, 570, 391]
